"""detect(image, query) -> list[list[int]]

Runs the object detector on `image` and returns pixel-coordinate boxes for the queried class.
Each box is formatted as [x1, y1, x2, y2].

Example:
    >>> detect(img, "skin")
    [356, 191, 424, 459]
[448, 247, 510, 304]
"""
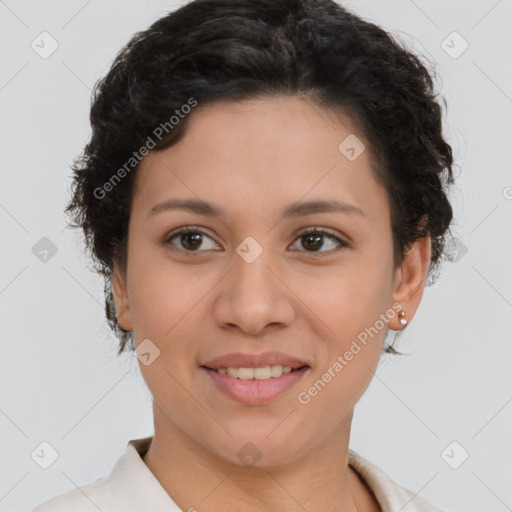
[112, 95, 431, 512]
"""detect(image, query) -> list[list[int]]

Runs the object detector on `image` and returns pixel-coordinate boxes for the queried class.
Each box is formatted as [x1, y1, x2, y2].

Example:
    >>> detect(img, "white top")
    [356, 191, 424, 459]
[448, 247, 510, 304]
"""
[32, 437, 450, 512]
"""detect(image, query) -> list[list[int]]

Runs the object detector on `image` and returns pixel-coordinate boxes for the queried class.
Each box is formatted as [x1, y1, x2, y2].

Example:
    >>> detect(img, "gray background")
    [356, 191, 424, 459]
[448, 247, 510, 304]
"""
[1, 1, 511, 511]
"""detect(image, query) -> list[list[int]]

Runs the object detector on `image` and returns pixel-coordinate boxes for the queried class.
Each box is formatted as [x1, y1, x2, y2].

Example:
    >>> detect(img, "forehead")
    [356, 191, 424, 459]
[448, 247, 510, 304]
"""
[132, 96, 389, 226]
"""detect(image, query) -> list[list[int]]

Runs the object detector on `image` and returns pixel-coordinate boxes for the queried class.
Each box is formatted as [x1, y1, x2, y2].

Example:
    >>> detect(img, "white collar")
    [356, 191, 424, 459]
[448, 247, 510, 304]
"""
[33, 436, 447, 511]
[123, 437, 444, 512]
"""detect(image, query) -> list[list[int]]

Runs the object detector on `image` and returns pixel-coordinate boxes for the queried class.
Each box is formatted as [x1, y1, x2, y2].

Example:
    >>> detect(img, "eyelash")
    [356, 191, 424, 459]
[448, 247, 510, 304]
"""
[163, 226, 350, 257]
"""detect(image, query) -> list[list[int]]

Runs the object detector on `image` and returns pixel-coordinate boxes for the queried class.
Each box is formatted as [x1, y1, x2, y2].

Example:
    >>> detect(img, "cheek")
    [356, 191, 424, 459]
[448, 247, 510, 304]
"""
[127, 253, 206, 338]
[295, 349, 379, 432]
[297, 275, 388, 416]
[294, 257, 393, 342]
[130, 267, 203, 407]
[291, 256, 391, 410]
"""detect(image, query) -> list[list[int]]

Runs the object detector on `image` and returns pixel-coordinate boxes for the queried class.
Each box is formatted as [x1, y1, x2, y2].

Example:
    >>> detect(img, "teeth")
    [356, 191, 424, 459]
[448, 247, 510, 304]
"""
[215, 365, 296, 380]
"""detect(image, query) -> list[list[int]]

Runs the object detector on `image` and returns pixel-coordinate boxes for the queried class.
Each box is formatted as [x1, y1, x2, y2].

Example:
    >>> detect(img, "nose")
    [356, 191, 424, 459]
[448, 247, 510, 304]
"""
[212, 247, 296, 336]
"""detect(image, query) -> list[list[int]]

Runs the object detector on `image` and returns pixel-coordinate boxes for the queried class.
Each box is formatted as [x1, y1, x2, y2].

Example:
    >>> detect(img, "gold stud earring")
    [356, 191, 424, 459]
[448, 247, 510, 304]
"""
[399, 310, 407, 327]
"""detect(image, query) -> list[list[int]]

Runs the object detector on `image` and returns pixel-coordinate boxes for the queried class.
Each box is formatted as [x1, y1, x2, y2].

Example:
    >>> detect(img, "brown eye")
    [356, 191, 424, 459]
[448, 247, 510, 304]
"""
[290, 228, 349, 256]
[164, 227, 219, 252]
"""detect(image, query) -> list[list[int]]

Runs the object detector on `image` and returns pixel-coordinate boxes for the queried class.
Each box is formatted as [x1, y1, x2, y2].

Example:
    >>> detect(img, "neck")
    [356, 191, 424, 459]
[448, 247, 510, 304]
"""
[141, 401, 375, 512]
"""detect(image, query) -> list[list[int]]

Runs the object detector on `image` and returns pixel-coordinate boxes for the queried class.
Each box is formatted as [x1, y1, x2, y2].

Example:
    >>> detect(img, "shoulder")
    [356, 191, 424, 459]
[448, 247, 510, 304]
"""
[30, 438, 148, 512]
[30, 436, 177, 512]
[348, 449, 454, 512]
[30, 473, 113, 511]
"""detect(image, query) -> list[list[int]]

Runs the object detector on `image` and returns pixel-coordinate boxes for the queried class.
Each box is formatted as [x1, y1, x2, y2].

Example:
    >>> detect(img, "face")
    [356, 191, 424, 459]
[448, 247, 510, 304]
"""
[113, 95, 430, 467]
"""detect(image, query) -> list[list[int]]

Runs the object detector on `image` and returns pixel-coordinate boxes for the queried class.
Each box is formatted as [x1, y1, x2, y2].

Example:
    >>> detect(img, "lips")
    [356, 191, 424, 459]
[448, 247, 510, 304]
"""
[201, 350, 310, 370]
[203, 365, 310, 405]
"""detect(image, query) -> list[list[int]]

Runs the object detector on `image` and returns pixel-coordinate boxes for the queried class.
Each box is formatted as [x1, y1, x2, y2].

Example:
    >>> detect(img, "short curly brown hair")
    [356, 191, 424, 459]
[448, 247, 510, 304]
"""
[65, 0, 457, 356]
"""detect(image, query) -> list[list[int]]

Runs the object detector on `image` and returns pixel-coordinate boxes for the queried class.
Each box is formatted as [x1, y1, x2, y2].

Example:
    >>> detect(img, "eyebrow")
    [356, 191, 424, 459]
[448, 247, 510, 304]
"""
[147, 198, 366, 219]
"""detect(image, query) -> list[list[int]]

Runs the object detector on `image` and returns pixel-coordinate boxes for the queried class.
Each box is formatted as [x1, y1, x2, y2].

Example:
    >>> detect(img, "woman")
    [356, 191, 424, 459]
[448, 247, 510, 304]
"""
[33, 0, 457, 510]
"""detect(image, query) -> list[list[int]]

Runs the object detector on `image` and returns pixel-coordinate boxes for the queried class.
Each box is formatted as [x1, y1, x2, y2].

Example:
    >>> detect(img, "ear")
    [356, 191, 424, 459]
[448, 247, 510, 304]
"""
[389, 233, 431, 330]
[112, 263, 133, 332]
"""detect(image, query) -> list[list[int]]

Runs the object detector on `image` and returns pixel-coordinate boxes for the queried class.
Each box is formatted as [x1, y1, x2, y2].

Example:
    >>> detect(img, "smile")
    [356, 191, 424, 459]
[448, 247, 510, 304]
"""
[202, 365, 310, 405]
[211, 364, 301, 380]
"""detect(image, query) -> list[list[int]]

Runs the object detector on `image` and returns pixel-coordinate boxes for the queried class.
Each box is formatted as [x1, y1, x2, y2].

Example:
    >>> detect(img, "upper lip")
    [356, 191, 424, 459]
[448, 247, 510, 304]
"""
[201, 351, 310, 369]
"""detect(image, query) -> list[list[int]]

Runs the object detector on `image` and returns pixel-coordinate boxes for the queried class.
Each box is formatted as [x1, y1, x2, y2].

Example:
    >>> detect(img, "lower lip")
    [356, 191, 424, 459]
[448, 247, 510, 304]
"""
[202, 366, 310, 405]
